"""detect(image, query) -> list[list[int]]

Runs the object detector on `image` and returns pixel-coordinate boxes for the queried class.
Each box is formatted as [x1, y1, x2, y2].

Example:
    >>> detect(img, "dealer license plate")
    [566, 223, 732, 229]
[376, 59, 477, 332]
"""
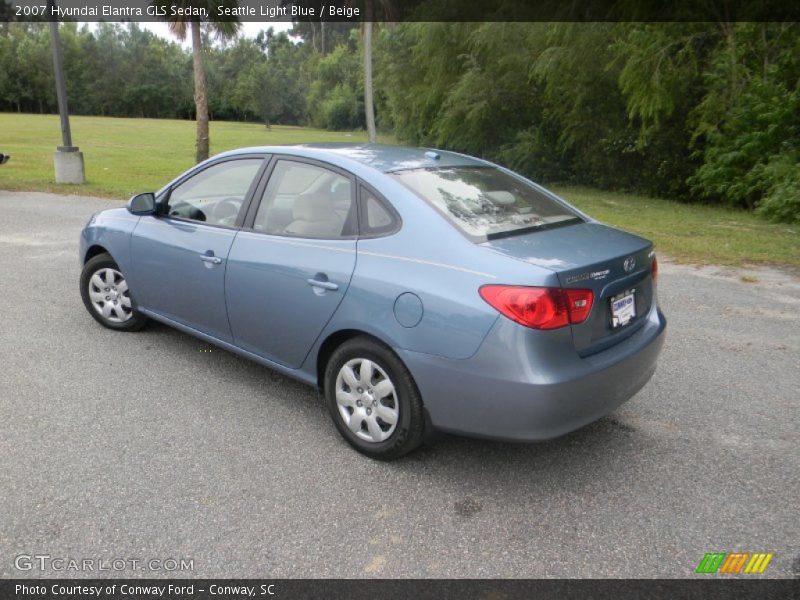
[610, 290, 636, 328]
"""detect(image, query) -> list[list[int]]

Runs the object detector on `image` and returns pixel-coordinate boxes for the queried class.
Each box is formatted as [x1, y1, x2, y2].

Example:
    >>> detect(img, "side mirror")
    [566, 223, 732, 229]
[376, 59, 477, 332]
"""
[0, 153, 10, 165]
[127, 192, 156, 215]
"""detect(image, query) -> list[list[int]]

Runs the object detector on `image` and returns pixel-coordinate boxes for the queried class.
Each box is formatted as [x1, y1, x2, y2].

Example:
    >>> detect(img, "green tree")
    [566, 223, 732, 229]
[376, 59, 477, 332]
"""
[690, 23, 800, 220]
[306, 33, 363, 130]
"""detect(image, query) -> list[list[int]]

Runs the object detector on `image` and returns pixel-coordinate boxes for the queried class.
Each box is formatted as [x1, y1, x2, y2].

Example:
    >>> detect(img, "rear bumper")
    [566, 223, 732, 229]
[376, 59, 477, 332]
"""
[398, 303, 666, 442]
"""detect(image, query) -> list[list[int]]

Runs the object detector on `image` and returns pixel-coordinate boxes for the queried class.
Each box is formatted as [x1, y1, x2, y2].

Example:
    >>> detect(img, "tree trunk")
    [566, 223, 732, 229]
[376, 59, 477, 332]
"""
[760, 23, 768, 82]
[191, 20, 210, 163]
[363, 10, 377, 144]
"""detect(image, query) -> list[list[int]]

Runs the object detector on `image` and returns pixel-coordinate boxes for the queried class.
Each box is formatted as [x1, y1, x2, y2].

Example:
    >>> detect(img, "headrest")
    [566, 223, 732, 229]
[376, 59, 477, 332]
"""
[293, 193, 335, 221]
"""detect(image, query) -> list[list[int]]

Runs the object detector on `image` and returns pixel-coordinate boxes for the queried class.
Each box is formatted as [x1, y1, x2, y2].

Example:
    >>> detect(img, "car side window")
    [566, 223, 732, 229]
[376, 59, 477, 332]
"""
[164, 159, 262, 227]
[253, 160, 355, 239]
[360, 186, 400, 236]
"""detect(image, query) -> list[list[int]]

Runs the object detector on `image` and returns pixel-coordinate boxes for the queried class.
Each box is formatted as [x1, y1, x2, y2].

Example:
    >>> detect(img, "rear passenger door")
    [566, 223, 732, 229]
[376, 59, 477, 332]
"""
[225, 157, 358, 369]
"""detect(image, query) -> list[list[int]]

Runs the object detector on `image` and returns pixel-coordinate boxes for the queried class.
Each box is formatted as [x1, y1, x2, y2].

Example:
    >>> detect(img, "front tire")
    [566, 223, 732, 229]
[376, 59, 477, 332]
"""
[324, 337, 425, 460]
[80, 253, 148, 331]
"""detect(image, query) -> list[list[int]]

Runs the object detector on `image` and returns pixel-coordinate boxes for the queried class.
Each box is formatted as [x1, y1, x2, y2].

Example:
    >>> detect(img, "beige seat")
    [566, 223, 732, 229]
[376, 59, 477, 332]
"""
[284, 192, 344, 238]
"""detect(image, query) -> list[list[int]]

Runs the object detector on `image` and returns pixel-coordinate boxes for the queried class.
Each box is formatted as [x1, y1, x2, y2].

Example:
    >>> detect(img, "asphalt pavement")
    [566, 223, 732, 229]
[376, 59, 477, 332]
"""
[0, 191, 797, 578]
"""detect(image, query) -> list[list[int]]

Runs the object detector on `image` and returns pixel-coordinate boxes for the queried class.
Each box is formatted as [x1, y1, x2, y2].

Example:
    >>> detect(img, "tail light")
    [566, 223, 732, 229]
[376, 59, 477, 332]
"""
[651, 255, 659, 284]
[479, 285, 594, 330]
[565, 288, 594, 323]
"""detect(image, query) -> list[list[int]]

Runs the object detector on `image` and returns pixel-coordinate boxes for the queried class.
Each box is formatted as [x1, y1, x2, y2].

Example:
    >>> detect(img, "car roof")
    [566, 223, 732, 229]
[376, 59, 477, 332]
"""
[216, 143, 489, 173]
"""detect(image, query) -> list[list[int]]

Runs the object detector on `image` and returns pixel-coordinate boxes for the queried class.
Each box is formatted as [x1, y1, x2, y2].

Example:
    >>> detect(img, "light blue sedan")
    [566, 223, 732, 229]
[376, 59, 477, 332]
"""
[79, 144, 666, 459]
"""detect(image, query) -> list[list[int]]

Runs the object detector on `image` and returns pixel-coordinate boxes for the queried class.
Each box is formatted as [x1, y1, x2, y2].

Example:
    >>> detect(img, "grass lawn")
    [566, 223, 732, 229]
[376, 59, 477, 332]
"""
[0, 113, 393, 198]
[553, 186, 799, 267]
[1, 113, 797, 267]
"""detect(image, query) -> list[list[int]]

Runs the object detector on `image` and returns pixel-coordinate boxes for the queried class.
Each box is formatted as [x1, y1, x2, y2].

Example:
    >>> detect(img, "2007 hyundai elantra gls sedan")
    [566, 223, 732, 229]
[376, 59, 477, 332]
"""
[79, 144, 666, 459]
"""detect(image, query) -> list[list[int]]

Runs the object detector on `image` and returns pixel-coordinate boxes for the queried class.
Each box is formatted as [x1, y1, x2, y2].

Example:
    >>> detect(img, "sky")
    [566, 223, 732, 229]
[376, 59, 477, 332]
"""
[142, 20, 294, 40]
[84, 20, 295, 45]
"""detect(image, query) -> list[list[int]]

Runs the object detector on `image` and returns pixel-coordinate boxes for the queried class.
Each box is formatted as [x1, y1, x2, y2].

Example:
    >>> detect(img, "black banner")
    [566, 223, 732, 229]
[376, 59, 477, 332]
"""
[2, 0, 800, 23]
[2, 579, 799, 600]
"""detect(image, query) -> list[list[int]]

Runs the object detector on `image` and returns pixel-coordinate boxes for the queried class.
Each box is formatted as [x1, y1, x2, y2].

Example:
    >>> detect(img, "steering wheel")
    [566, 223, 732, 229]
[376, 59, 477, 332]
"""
[169, 200, 206, 222]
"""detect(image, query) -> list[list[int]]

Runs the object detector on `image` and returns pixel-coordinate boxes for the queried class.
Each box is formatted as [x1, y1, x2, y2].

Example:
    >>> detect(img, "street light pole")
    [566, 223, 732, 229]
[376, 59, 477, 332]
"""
[48, 0, 84, 183]
[50, 19, 73, 149]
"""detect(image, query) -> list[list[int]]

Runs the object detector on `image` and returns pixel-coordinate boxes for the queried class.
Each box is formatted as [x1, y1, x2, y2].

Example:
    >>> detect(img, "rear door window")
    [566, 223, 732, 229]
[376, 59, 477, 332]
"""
[252, 160, 356, 239]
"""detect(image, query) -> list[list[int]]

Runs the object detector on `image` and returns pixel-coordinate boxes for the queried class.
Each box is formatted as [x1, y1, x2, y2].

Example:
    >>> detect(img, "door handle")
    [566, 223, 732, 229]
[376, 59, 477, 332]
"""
[200, 255, 222, 265]
[307, 278, 339, 291]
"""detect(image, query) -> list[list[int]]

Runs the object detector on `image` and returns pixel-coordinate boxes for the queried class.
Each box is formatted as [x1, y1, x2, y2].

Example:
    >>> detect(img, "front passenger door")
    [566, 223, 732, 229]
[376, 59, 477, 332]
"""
[131, 157, 264, 341]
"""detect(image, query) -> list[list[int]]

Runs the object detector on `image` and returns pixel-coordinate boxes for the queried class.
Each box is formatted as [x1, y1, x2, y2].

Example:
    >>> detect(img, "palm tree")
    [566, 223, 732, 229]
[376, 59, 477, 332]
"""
[151, 1, 240, 162]
[362, 17, 376, 143]
[362, 0, 395, 143]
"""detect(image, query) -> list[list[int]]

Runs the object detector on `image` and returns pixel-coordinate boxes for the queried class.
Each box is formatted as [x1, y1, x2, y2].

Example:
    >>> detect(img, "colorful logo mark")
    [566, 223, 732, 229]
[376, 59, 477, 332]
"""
[696, 552, 774, 574]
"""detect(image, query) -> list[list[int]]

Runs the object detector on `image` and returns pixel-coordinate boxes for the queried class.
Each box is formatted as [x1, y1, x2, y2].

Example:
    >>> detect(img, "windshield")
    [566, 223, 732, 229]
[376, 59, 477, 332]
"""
[391, 166, 582, 240]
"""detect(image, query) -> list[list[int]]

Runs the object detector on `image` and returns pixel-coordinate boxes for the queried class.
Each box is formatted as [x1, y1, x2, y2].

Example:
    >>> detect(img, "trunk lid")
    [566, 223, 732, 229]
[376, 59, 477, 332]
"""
[482, 222, 655, 355]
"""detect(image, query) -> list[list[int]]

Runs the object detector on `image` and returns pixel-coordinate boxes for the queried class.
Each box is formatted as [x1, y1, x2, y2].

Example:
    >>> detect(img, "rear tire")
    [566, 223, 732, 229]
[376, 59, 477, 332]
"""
[324, 337, 425, 460]
[80, 253, 148, 331]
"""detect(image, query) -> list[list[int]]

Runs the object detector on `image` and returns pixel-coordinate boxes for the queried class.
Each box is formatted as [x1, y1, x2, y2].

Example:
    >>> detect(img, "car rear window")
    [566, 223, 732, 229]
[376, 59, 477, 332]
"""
[390, 166, 582, 240]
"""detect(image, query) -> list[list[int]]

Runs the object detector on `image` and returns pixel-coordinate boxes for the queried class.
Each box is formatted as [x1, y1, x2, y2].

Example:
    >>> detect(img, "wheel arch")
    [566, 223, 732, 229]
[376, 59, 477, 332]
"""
[84, 244, 110, 264]
[315, 327, 437, 452]
[315, 329, 395, 391]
